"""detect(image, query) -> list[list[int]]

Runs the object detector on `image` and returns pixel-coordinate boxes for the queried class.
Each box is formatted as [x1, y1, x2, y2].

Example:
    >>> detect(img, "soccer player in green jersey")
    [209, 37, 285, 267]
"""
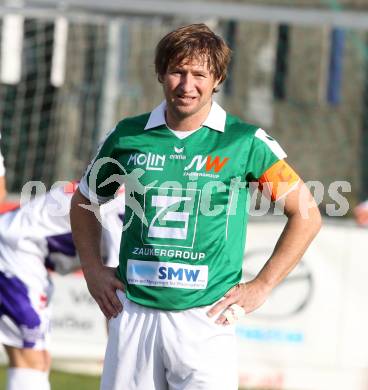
[70, 23, 321, 390]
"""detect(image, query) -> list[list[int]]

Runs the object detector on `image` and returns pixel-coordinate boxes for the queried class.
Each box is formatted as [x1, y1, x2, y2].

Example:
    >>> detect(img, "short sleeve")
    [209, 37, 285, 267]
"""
[79, 127, 123, 203]
[246, 128, 287, 181]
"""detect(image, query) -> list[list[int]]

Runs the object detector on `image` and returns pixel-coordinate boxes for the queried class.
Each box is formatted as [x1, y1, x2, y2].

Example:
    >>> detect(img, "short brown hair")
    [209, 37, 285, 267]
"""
[155, 23, 231, 85]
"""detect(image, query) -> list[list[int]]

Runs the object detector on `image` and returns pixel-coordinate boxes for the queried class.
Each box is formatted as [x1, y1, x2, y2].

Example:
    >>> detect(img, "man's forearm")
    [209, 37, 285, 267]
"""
[0, 176, 6, 203]
[70, 188, 103, 272]
[207, 182, 322, 322]
[255, 206, 321, 291]
[70, 188, 125, 318]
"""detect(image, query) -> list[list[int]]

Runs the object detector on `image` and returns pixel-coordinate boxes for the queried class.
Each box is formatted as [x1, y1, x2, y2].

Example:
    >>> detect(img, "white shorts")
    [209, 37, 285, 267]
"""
[0, 270, 52, 350]
[101, 291, 238, 390]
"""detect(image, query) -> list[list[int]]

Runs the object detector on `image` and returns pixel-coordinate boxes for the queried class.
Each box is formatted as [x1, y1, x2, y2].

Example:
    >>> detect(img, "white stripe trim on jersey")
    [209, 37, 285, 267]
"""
[144, 100, 226, 132]
[255, 128, 287, 160]
[78, 177, 114, 204]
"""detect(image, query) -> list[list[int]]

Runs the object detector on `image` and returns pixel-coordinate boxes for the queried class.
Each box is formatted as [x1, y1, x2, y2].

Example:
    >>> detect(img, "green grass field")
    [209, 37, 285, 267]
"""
[0, 366, 255, 389]
[0, 366, 100, 390]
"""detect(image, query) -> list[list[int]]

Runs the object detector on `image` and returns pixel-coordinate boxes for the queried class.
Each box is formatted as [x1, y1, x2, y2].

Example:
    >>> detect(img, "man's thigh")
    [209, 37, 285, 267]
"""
[163, 305, 238, 390]
[100, 291, 168, 390]
[4, 345, 51, 371]
[101, 292, 238, 390]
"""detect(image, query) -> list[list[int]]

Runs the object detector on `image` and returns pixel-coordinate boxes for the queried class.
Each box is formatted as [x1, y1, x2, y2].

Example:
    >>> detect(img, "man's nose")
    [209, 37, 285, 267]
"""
[179, 74, 194, 92]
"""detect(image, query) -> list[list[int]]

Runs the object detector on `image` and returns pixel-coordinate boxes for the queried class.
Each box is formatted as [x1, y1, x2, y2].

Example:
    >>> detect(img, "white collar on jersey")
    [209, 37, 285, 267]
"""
[144, 100, 226, 132]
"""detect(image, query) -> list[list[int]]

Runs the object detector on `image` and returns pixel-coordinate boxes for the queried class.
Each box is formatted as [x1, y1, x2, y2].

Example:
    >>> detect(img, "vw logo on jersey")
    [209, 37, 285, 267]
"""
[184, 155, 229, 173]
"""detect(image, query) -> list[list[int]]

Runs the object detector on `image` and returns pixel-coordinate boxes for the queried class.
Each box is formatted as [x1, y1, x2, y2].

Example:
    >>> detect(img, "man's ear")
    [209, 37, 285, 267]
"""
[214, 78, 221, 89]
[157, 74, 164, 83]
[212, 78, 221, 93]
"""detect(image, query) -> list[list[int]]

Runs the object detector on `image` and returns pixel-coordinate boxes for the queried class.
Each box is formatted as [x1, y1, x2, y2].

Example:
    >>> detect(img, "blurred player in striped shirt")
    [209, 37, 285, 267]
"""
[0, 182, 124, 390]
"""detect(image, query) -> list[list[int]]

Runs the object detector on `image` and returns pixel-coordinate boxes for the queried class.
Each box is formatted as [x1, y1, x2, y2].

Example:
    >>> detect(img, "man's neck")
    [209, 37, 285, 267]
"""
[165, 102, 212, 131]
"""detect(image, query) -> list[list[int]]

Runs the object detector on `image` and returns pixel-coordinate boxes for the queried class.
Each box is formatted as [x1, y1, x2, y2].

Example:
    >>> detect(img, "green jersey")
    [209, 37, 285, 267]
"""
[79, 101, 287, 310]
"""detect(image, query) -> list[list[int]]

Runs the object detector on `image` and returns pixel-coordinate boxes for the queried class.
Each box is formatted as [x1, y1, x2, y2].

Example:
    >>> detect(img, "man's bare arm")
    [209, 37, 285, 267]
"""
[208, 180, 322, 323]
[70, 188, 124, 319]
[0, 176, 6, 203]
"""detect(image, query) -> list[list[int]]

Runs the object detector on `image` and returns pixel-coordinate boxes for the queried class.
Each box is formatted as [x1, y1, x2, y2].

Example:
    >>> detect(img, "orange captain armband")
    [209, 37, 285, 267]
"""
[258, 160, 300, 201]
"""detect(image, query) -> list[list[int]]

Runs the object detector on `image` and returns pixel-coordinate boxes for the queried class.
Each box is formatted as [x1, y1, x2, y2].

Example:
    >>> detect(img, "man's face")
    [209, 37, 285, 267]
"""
[161, 58, 220, 123]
